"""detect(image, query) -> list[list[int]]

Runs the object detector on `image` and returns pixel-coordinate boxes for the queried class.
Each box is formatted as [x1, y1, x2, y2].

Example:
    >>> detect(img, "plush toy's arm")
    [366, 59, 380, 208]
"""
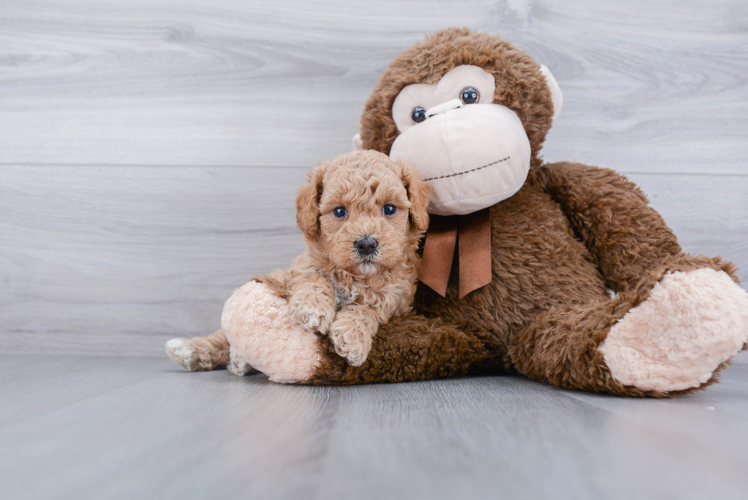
[221, 280, 493, 385]
[535, 162, 682, 292]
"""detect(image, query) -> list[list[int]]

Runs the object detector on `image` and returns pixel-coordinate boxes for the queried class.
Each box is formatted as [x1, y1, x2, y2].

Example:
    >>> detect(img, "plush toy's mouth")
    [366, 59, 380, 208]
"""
[422, 156, 510, 182]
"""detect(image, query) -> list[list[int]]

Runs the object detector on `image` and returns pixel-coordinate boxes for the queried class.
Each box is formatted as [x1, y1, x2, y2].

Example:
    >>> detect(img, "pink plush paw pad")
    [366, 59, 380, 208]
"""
[221, 281, 324, 384]
[600, 269, 748, 392]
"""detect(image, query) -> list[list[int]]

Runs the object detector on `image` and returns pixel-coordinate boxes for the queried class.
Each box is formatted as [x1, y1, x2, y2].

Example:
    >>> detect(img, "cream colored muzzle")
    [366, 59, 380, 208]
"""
[389, 103, 531, 216]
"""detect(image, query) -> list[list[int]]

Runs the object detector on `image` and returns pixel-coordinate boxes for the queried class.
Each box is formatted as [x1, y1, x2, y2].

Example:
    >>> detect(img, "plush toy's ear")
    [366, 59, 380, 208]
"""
[352, 133, 364, 151]
[296, 164, 326, 240]
[397, 159, 430, 233]
[539, 65, 563, 123]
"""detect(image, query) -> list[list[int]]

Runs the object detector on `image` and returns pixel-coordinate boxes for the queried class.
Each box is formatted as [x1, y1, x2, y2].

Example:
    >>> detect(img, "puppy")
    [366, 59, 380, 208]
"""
[259, 150, 430, 365]
[166, 150, 429, 371]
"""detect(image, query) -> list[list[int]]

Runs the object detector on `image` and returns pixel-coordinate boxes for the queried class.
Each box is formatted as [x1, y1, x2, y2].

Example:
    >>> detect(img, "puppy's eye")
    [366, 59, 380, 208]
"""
[332, 206, 347, 219]
[411, 107, 426, 124]
[460, 87, 479, 104]
[382, 204, 397, 217]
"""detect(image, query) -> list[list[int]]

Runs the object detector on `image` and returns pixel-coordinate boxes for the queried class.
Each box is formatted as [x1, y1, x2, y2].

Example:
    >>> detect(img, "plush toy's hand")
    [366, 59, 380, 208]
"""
[329, 305, 379, 366]
[288, 290, 336, 334]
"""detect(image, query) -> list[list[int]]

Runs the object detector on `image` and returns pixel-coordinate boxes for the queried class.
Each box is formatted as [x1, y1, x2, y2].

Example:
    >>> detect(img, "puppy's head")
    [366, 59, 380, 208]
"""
[296, 150, 430, 276]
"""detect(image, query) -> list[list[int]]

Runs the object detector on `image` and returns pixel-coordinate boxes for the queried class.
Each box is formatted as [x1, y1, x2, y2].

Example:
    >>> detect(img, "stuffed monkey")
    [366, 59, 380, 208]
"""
[169, 28, 748, 397]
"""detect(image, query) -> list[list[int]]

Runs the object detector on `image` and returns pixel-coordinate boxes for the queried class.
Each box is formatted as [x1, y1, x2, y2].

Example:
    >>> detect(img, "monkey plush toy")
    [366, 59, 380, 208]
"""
[200, 28, 748, 396]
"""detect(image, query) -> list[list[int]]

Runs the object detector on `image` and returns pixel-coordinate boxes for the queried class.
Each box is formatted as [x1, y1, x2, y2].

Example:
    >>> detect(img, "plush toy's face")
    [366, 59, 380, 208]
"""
[389, 65, 532, 215]
[357, 29, 563, 216]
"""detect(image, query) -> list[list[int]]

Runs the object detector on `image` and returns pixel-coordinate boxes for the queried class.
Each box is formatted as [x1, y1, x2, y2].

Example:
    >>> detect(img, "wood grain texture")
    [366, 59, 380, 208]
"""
[0, 0, 746, 173]
[1, 0, 747, 359]
[2, 165, 747, 359]
[0, 165, 308, 355]
[2, 3, 748, 496]
[1, 355, 748, 500]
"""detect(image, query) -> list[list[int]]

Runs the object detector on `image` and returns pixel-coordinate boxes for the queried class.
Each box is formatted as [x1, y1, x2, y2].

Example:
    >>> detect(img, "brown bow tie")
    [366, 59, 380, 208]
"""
[419, 208, 492, 298]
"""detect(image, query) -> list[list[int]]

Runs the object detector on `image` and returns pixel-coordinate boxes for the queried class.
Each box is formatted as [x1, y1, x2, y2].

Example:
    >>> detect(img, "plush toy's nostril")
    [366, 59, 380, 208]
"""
[354, 236, 378, 256]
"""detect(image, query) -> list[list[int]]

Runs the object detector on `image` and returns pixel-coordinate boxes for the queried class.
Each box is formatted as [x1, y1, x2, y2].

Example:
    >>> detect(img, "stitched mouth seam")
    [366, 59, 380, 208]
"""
[422, 156, 510, 182]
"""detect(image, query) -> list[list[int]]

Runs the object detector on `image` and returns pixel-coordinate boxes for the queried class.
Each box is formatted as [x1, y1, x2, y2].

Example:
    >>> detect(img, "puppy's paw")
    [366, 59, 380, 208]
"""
[228, 346, 258, 376]
[289, 293, 336, 334]
[165, 338, 198, 371]
[329, 318, 374, 366]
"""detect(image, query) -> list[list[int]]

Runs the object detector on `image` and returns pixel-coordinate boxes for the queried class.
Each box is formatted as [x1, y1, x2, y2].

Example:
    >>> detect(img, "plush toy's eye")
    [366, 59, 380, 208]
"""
[333, 206, 347, 219]
[460, 87, 480, 104]
[411, 107, 427, 124]
[382, 204, 397, 216]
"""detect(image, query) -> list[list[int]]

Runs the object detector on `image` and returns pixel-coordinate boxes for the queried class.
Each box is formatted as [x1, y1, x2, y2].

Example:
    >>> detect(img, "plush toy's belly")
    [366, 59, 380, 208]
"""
[413, 182, 609, 350]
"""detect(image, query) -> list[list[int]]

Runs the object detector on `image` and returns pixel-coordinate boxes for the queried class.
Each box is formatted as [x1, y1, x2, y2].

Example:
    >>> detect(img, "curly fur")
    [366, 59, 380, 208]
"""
[167, 29, 748, 397]
[305, 29, 748, 396]
[166, 150, 430, 370]
[359, 28, 555, 167]
[256, 150, 430, 366]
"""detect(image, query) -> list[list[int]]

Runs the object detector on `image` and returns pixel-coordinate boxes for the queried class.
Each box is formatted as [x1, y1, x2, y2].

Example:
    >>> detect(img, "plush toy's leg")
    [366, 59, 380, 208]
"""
[510, 255, 748, 397]
[222, 281, 326, 383]
[222, 280, 491, 384]
[165, 328, 231, 372]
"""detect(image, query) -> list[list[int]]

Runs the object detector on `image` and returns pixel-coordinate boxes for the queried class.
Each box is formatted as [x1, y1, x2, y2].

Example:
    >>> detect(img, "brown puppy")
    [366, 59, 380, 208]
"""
[265, 150, 430, 365]
[166, 150, 429, 370]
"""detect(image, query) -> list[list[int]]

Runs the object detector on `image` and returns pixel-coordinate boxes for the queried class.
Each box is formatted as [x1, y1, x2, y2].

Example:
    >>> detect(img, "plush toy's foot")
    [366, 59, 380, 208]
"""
[600, 269, 748, 393]
[221, 281, 325, 384]
[228, 346, 258, 376]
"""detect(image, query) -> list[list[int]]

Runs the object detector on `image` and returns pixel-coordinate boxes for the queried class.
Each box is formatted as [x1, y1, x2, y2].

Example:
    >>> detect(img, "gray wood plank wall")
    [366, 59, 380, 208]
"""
[2, 0, 747, 358]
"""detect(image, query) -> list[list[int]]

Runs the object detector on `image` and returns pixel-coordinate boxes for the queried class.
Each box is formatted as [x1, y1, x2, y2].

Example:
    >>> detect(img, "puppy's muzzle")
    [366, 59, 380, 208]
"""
[354, 236, 378, 257]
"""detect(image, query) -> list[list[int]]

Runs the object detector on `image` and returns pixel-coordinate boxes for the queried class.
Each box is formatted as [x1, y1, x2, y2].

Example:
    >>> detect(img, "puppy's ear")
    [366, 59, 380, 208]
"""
[397, 159, 430, 233]
[296, 163, 326, 240]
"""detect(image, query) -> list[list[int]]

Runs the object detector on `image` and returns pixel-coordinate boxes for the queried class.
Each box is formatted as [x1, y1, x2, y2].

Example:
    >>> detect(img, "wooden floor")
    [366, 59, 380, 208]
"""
[1, 354, 748, 500]
[1, 0, 747, 357]
[2, 2, 748, 498]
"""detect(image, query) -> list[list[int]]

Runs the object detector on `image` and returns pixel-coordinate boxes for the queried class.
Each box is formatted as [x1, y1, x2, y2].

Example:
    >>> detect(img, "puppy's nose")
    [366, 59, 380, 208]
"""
[354, 236, 378, 256]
